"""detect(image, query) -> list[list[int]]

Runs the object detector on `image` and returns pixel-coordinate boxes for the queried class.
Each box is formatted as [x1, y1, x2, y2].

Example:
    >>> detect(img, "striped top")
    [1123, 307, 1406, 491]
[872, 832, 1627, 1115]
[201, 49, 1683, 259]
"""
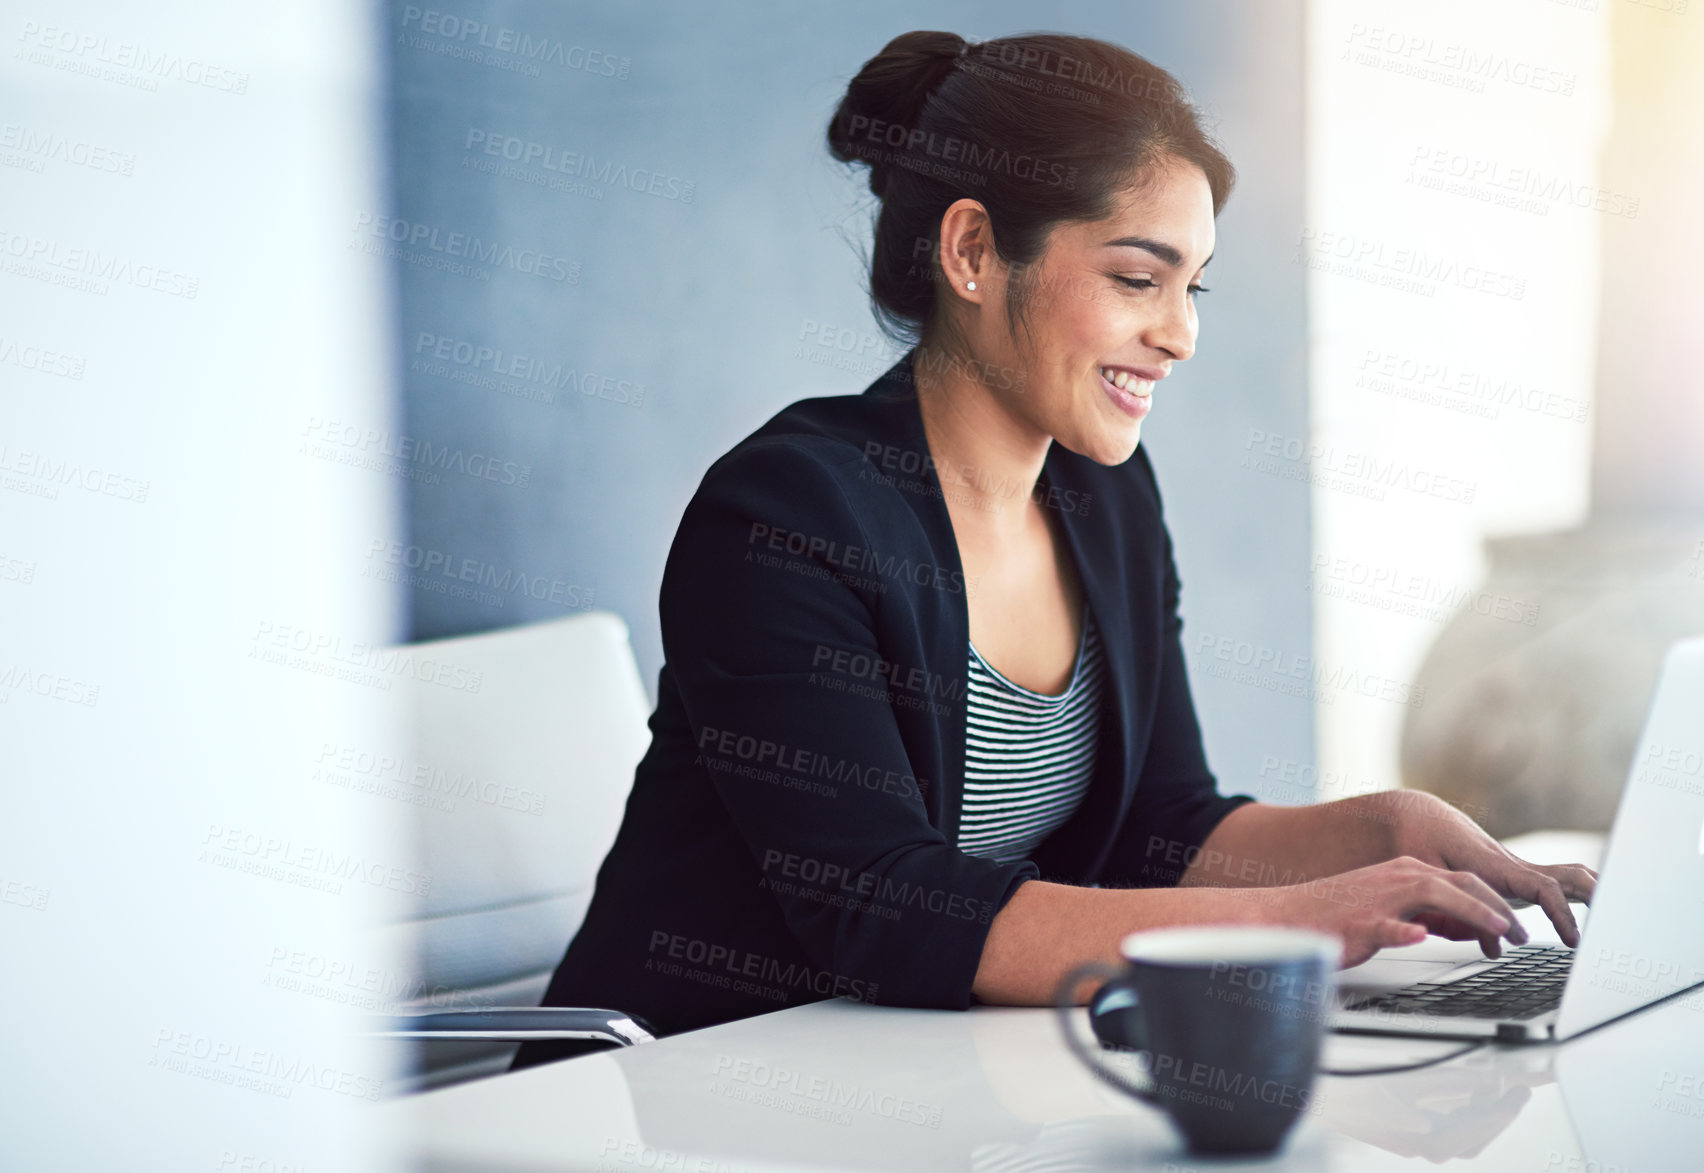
[956, 609, 1105, 864]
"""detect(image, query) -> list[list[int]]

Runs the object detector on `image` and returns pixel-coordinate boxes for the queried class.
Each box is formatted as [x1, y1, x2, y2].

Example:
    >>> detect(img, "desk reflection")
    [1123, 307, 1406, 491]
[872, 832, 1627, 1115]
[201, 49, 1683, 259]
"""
[1314, 1043, 1555, 1162]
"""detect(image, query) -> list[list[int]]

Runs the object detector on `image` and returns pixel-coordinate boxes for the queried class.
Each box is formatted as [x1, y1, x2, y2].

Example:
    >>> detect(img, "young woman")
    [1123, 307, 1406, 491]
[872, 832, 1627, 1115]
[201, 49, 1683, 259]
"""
[516, 30, 1595, 1065]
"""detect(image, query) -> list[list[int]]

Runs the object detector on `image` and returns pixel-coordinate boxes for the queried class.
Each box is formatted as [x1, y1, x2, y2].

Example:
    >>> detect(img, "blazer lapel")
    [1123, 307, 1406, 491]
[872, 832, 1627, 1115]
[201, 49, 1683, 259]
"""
[868, 354, 973, 843]
[1031, 449, 1152, 882]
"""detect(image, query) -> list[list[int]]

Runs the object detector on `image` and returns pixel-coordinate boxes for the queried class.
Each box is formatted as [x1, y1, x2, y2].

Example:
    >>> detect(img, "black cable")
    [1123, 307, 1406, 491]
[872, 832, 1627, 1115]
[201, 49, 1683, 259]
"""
[1319, 1039, 1488, 1077]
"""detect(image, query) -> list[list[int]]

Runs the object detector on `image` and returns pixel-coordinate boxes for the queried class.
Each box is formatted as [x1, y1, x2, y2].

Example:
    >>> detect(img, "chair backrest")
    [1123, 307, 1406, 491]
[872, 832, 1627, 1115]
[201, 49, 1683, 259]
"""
[375, 610, 652, 1089]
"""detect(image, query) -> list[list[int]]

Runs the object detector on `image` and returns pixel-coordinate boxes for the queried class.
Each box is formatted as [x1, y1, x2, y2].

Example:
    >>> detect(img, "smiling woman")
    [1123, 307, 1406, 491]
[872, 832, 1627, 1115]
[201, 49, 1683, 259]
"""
[513, 29, 1596, 1069]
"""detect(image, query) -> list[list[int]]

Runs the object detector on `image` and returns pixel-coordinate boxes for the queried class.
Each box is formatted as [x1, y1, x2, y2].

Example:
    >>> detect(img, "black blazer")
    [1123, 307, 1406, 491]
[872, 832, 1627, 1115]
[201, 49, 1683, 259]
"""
[533, 351, 1254, 1040]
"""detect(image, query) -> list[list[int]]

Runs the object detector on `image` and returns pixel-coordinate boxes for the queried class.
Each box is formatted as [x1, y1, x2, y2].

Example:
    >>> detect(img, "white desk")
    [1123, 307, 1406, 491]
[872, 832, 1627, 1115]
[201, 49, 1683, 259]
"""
[383, 833, 1704, 1171]
[383, 987, 1704, 1172]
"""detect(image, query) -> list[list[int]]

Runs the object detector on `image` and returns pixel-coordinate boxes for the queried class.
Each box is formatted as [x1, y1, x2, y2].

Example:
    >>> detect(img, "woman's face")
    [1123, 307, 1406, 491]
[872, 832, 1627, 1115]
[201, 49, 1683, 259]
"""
[973, 159, 1217, 466]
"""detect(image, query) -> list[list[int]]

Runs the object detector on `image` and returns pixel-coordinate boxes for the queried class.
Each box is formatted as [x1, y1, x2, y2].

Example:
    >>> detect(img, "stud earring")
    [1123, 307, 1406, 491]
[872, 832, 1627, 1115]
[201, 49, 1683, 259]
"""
[966, 281, 977, 291]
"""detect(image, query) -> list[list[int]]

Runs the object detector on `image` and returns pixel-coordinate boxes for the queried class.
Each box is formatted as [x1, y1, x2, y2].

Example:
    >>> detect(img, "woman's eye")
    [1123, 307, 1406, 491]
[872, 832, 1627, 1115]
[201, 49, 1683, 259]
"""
[1112, 276, 1210, 296]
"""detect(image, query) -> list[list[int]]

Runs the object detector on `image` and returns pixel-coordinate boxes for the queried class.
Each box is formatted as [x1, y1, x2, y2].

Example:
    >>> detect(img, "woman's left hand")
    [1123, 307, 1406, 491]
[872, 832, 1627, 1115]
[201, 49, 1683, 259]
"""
[1385, 791, 1598, 953]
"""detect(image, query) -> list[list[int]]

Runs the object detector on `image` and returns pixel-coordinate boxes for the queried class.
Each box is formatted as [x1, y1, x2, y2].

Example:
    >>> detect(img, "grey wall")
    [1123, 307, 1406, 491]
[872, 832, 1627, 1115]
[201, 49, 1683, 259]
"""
[387, 0, 1312, 803]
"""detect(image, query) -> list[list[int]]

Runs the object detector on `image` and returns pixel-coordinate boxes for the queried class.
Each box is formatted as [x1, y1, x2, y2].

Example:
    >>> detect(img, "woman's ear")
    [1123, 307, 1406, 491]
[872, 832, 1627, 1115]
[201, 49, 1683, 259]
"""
[936, 199, 998, 304]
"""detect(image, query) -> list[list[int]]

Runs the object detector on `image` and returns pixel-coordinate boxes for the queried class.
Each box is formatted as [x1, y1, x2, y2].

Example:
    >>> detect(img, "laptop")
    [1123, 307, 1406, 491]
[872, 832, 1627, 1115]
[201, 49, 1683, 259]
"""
[1331, 636, 1704, 1043]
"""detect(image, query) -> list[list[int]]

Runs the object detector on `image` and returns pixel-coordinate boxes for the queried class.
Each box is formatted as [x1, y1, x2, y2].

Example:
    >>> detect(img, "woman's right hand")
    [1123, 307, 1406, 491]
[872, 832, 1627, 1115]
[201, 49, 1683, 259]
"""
[1261, 856, 1530, 968]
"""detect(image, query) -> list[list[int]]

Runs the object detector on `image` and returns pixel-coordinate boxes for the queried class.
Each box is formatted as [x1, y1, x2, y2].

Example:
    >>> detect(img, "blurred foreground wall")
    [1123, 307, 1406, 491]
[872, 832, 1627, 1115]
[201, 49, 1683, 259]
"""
[3, 3, 408, 1169]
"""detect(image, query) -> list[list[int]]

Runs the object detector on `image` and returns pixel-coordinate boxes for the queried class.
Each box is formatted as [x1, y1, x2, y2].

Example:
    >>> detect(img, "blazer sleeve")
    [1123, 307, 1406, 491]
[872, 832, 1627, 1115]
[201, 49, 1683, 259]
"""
[1097, 466, 1258, 888]
[658, 438, 1038, 1010]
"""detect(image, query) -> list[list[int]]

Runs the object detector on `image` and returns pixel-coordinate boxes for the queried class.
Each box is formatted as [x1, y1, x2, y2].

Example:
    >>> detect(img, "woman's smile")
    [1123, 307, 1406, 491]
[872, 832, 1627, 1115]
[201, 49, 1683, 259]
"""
[1098, 365, 1164, 420]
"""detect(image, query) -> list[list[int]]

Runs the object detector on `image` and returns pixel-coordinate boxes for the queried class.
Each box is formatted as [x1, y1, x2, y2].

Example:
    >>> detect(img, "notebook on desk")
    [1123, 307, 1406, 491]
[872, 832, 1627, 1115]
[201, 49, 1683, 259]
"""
[1330, 636, 1704, 1043]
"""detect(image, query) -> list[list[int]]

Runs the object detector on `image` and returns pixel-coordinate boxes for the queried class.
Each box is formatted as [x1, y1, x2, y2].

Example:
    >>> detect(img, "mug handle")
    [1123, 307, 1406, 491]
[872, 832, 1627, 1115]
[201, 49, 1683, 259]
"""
[1053, 960, 1160, 1105]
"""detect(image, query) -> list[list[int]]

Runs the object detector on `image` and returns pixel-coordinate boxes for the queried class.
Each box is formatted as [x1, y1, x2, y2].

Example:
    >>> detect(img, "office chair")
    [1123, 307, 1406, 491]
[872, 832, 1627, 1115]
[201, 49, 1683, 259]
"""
[367, 610, 656, 1092]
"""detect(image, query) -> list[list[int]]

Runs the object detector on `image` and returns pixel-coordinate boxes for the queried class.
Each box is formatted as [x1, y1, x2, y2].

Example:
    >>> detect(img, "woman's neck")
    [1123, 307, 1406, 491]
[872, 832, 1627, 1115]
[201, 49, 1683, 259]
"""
[912, 341, 1051, 536]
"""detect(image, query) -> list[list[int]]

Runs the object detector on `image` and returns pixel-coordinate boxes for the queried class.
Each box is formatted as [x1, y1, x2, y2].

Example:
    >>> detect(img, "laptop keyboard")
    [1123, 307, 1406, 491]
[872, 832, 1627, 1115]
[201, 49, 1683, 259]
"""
[1342, 945, 1574, 1020]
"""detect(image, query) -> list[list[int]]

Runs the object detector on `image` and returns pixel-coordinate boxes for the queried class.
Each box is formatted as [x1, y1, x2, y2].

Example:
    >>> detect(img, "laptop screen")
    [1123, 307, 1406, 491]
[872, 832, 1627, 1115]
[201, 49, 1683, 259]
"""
[1557, 637, 1704, 1038]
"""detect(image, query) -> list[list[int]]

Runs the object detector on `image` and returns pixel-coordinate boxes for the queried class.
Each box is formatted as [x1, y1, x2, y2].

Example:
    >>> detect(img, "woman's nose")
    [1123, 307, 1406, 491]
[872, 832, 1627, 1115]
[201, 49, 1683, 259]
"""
[1143, 296, 1196, 363]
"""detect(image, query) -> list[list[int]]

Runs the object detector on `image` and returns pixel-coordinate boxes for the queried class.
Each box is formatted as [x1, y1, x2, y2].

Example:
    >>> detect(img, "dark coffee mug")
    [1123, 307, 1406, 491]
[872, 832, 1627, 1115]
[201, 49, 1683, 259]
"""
[1054, 926, 1340, 1156]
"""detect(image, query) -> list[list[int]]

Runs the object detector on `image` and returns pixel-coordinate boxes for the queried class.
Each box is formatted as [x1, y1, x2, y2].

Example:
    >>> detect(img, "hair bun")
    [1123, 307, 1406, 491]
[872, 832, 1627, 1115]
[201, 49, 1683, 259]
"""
[822, 30, 1236, 347]
[827, 31, 967, 198]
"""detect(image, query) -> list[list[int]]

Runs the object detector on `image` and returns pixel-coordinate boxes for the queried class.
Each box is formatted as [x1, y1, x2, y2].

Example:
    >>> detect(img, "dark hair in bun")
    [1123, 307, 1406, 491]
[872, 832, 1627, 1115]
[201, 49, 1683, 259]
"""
[827, 30, 1236, 345]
